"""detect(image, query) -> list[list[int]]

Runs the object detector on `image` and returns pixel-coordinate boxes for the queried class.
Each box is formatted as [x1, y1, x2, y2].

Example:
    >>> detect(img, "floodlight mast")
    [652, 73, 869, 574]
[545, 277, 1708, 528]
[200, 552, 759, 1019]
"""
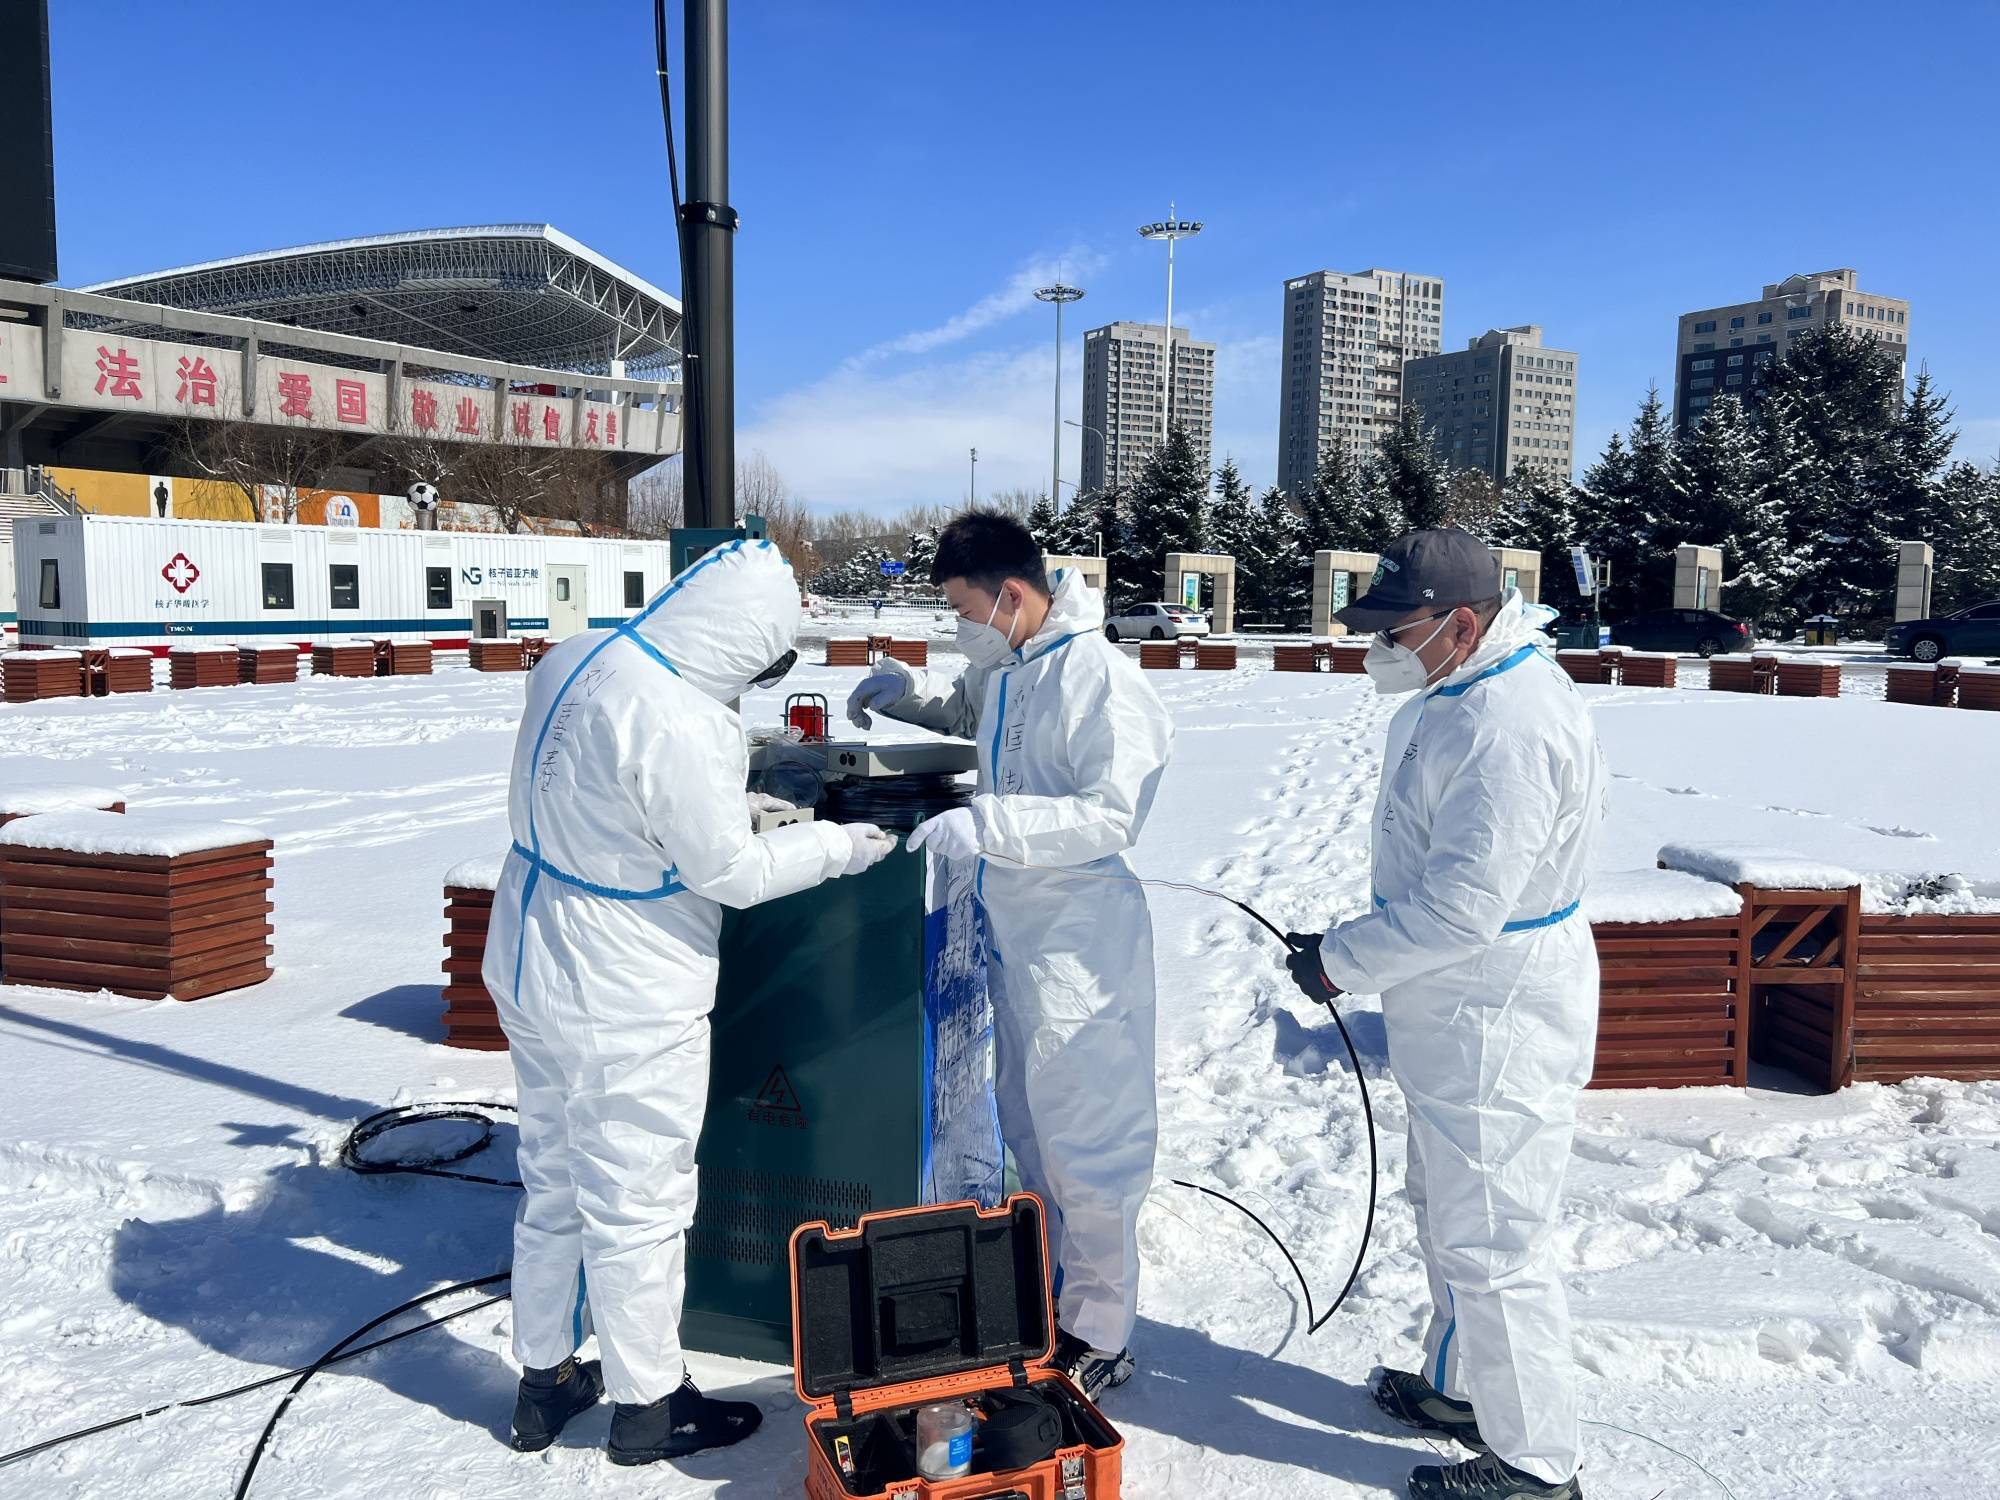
[682, 0, 735, 530]
[1138, 208, 1202, 466]
[1034, 283, 1085, 514]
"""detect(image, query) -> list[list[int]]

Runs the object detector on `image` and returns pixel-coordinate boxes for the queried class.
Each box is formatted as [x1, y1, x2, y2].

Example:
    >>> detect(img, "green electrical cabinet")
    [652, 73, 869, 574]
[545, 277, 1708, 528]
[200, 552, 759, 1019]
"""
[683, 844, 999, 1360]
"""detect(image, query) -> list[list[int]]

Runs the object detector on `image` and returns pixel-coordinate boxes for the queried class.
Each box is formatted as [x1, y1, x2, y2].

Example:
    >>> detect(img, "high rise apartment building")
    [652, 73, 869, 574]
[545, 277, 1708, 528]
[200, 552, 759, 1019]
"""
[1078, 321, 1216, 494]
[1673, 269, 1909, 436]
[1403, 326, 1580, 484]
[1276, 268, 1443, 497]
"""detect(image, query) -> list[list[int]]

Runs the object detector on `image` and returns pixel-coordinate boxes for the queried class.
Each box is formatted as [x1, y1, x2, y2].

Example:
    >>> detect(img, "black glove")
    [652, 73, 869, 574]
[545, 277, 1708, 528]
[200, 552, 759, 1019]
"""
[1284, 932, 1340, 1003]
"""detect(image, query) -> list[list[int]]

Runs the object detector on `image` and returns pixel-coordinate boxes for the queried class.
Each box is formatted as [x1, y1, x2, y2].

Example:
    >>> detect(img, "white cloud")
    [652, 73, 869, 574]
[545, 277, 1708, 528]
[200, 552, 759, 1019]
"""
[848, 246, 1106, 368]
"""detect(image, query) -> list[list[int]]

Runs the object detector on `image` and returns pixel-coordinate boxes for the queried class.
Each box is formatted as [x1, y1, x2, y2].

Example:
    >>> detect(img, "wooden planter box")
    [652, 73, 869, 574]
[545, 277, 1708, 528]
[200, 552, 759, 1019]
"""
[167, 647, 238, 690]
[1591, 911, 1750, 1089]
[442, 857, 508, 1050]
[824, 640, 872, 667]
[469, 639, 527, 673]
[0, 812, 274, 1001]
[3, 650, 87, 702]
[882, 640, 928, 668]
[312, 642, 377, 678]
[1273, 644, 1320, 673]
[1707, 655, 1761, 693]
[1620, 652, 1677, 688]
[1598, 647, 1628, 684]
[519, 636, 551, 668]
[1851, 913, 2000, 1083]
[389, 641, 434, 676]
[1885, 663, 1953, 707]
[1195, 642, 1238, 671]
[1776, 660, 1842, 698]
[1555, 649, 1603, 684]
[237, 645, 299, 685]
[84, 649, 154, 695]
[1138, 642, 1181, 670]
[1960, 666, 2000, 712]
[1325, 644, 1370, 674]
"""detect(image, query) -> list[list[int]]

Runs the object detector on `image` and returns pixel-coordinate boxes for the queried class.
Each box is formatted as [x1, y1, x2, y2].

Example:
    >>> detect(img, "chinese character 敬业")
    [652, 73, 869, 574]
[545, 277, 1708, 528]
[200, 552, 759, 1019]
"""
[455, 395, 482, 436]
[412, 389, 439, 430]
[94, 346, 143, 400]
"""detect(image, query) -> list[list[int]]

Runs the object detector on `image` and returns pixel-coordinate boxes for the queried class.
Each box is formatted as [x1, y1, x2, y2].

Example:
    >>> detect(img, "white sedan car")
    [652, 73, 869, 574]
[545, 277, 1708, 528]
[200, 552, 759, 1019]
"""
[1104, 602, 1210, 642]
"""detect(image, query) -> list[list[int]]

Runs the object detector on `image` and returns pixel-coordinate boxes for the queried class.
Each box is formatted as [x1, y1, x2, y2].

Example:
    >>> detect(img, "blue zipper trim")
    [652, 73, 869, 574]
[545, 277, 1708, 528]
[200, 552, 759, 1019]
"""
[1428, 642, 1540, 698]
[511, 843, 683, 901]
[510, 540, 744, 999]
[1372, 889, 1580, 933]
[1020, 629, 1084, 664]
[978, 666, 1010, 902]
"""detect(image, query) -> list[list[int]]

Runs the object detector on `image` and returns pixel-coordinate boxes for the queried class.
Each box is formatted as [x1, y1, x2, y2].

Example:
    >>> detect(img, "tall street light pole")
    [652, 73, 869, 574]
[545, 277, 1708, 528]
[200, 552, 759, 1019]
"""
[682, 0, 737, 530]
[969, 447, 978, 504]
[1138, 206, 1202, 467]
[1033, 283, 1085, 511]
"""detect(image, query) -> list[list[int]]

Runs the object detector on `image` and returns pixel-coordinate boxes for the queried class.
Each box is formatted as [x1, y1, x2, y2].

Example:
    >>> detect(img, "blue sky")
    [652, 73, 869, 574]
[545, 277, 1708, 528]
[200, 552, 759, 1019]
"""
[49, 0, 2000, 514]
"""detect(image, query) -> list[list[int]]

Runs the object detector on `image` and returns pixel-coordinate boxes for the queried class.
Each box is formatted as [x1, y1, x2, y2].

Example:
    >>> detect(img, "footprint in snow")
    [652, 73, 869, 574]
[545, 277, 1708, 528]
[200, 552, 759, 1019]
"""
[1865, 824, 1935, 840]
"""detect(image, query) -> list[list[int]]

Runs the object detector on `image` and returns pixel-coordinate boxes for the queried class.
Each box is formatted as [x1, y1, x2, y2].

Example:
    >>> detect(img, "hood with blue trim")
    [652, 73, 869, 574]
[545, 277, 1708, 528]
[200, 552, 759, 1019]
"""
[1024, 564, 1105, 651]
[1435, 589, 1553, 691]
[633, 540, 802, 702]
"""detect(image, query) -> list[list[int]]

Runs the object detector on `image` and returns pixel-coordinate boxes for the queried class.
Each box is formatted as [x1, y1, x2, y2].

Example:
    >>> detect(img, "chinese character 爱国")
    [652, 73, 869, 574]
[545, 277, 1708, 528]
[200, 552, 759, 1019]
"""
[277, 372, 314, 418]
[335, 379, 367, 425]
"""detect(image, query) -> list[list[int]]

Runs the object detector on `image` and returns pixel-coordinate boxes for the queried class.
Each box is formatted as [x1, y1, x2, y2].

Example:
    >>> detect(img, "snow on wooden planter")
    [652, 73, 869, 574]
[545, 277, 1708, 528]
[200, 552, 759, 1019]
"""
[1273, 644, 1320, 673]
[824, 640, 872, 667]
[1195, 642, 1238, 671]
[442, 852, 507, 1050]
[389, 641, 434, 676]
[0, 811, 274, 1001]
[1556, 649, 1604, 684]
[1851, 909, 2000, 1084]
[1884, 661, 1960, 707]
[0, 784, 126, 828]
[237, 644, 300, 686]
[312, 640, 377, 678]
[1138, 642, 1182, 670]
[882, 640, 929, 668]
[469, 639, 527, 673]
[169, 645, 239, 690]
[1958, 664, 2000, 712]
[3, 649, 87, 702]
[97, 650, 154, 695]
[1325, 643, 1370, 674]
[1659, 844, 1861, 1091]
[1619, 652, 1678, 689]
[1776, 658, 1842, 698]
[1587, 870, 1751, 1088]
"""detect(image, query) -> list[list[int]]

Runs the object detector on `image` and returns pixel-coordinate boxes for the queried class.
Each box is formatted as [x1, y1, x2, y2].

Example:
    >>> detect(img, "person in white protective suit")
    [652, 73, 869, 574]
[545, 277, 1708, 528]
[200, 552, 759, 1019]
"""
[1283, 529, 1605, 1500]
[845, 511, 1173, 1398]
[482, 539, 897, 1465]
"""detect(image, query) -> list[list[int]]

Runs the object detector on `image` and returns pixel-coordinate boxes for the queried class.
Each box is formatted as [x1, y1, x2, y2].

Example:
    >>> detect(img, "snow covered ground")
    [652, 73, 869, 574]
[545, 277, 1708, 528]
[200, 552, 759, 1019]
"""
[1, 655, 1997, 1497]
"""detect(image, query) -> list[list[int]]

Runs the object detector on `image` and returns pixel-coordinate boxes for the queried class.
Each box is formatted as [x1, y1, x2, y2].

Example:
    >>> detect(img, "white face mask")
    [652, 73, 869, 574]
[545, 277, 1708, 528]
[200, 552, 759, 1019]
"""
[1363, 614, 1454, 695]
[956, 590, 1020, 669]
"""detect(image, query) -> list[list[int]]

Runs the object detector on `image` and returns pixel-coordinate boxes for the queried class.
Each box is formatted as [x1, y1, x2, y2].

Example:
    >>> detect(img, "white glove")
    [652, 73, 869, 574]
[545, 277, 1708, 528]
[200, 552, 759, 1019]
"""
[839, 822, 899, 876]
[746, 792, 795, 818]
[907, 806, 980, 862]
[845, 656, 919, 729]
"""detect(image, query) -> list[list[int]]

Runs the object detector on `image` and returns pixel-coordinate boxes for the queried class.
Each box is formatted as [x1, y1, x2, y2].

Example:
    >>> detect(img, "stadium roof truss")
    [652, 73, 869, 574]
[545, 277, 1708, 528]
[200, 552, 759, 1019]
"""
[78, 225, 681, 379]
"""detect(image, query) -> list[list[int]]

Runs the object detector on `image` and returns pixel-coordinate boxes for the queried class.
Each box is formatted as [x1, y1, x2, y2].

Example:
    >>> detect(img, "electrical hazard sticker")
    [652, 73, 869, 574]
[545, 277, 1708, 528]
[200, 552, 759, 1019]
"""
[748, 1064, 807, 1129]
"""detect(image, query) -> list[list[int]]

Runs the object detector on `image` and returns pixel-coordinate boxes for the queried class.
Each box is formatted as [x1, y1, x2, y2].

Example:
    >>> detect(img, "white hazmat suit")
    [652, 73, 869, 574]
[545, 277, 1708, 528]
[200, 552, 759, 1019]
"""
[484, 540, 887, 1405]
[1318, 594, 1606, 1485]
[861, 568, 1173, 1354]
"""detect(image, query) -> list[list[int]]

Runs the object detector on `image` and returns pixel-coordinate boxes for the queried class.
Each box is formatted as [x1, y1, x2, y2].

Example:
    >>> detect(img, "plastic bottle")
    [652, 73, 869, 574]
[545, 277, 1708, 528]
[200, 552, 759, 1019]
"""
[916, 1401, 975, 1479]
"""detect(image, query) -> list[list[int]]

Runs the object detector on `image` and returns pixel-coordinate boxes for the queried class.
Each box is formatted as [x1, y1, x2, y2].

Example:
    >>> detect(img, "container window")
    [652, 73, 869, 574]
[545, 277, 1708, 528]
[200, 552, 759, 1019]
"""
[426, 566, 451, 609]
[556, 577, 572, 603]
[39, 559, 60, 609]
[624, 571, 645, 609]
[262, 562, 295, 610]
[329, 564, 360, 610]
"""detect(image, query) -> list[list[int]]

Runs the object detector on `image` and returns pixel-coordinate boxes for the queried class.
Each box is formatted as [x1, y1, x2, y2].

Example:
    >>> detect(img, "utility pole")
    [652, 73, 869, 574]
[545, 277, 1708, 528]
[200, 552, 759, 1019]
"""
[1138, 207, 1202, 465]
[1033, 283, 1085, 513]
[681, 0, 735, 530]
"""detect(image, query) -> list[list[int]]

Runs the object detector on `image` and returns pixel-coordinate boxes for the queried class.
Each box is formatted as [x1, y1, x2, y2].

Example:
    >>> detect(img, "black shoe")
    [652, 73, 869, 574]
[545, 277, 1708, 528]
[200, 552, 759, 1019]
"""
[1370, 1366, 1488, 1453]
[1053, 1328, 1135, 1401]
[1408, 1453, 1582, 1499]
[510, 1357, 604, 1452]
[605, 1375, 763, 1466]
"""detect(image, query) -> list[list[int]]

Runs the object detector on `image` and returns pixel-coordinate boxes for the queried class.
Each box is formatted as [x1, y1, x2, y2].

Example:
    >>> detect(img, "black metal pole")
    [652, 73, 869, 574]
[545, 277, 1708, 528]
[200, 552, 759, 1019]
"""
[682, 0, 735, 530]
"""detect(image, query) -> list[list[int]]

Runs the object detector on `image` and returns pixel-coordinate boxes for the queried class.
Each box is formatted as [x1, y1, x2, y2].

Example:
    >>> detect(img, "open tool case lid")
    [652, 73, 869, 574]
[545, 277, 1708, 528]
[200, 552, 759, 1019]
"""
[791, 1194, 1054, 1415]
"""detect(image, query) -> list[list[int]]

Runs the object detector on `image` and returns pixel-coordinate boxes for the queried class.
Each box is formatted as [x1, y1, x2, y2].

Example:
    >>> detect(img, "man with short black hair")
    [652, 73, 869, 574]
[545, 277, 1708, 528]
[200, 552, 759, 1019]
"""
[1284, 528, 1605, 1500]
[846, 509, 1173, 1398]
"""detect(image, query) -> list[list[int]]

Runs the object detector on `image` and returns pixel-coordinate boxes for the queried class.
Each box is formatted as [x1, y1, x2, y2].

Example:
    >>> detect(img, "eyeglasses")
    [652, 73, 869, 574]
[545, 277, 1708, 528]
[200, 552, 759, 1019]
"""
[1374, 608, 1456, 649]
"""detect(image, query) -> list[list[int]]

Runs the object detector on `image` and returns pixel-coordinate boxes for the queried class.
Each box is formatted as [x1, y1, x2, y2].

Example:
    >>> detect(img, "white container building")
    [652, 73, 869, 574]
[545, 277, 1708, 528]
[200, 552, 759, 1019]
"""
[9, 513, 675, 650]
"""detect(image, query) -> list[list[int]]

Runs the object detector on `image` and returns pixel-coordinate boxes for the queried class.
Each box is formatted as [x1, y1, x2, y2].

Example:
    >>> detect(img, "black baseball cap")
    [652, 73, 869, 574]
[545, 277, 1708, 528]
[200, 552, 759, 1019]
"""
[1333, 528, 1502, 633]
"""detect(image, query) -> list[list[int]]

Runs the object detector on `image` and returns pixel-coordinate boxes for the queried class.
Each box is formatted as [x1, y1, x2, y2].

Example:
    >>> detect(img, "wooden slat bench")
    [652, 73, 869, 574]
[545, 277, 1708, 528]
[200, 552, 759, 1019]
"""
[469, 639, 527, 673]
[238, 644, 300, 686]
[824, 640, 873, 667]
[1707, 655, 1761, 693]
[1138, 642, 1181, 670]
[91, 650, 155, 695]
[3, 650, 87, 702]
[1325, 643, 1370, 674]
[1885, 662, 1956, 707]
[312, 641, 377, 679]
[0, 812, 274, 1001]
[168, 646, 239, 690]
[1776, 659, 1842, 698]
[442, 853, 508, 1050]
[882, 640, 929, 668]
[1195, 642, 1238, 670]
[1619, 652, 1677, 688]
[1273, 644, 1321, 673]
[1555, 649, 1603, 684]
[389, 641, 434, 676]
[1851, 913, 2000, 1083]
[1586, 869, 1751, 1089]
[1959, 665, 2000, 712]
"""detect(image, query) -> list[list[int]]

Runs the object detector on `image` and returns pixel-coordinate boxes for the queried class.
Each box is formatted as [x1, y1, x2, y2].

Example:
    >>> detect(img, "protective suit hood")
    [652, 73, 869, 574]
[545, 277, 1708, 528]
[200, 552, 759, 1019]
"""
[632, 540, 802, 702]
[1434, 589, 1554, 691]
[1023, 565, 1106, 653]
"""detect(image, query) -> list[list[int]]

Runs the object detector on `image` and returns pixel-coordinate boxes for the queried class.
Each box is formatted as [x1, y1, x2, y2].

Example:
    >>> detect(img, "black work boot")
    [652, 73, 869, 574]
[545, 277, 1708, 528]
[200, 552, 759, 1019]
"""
[1408, 1452, 1583, 1499]
[606, 1374, 763, 1466]
[510, 1357, 604, 1452]
[1370, 1366, 1488, 1452]
[1053, 1328, 1136, 1400]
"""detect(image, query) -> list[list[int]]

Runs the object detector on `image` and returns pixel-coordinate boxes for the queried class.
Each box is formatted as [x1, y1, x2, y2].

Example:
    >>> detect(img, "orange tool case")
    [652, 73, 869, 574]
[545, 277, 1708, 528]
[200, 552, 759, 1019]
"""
[790, 1193, 1123, 1500]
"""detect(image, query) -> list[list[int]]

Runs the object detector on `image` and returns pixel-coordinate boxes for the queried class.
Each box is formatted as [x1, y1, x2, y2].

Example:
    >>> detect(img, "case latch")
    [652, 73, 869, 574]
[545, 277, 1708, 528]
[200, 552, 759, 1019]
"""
[1009, 1356, 1030, 1388]
[834, 1389, 855, 1421]
[1061, 1452, 1087, 1498]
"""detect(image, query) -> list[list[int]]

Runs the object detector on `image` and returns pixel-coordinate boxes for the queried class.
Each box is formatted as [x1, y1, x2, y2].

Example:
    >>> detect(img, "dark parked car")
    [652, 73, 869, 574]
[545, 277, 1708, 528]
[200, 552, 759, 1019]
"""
[1884, 600, 2000, 662]
[1608, 608, 1752, 657]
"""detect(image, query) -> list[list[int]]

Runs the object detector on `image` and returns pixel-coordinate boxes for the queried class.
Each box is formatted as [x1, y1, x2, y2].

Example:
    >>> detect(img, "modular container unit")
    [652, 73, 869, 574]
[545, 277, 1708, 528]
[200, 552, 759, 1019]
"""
[9, 513, 673, 651]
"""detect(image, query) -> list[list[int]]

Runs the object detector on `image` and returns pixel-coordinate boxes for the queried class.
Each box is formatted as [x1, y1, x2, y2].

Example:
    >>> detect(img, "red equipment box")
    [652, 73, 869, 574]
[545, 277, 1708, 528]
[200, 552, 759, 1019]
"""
[791, 1194, 1122, 1500]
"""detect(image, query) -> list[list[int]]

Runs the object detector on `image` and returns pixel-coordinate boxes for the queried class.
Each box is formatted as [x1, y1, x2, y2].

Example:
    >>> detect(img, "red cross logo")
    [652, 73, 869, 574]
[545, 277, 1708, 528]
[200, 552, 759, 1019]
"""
[162, 553, 201, 594]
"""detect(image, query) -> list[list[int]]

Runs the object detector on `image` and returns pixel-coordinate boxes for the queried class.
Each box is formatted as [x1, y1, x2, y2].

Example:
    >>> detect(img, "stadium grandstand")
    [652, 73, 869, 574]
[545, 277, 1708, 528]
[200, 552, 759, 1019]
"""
[78, 224, 681, 379]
